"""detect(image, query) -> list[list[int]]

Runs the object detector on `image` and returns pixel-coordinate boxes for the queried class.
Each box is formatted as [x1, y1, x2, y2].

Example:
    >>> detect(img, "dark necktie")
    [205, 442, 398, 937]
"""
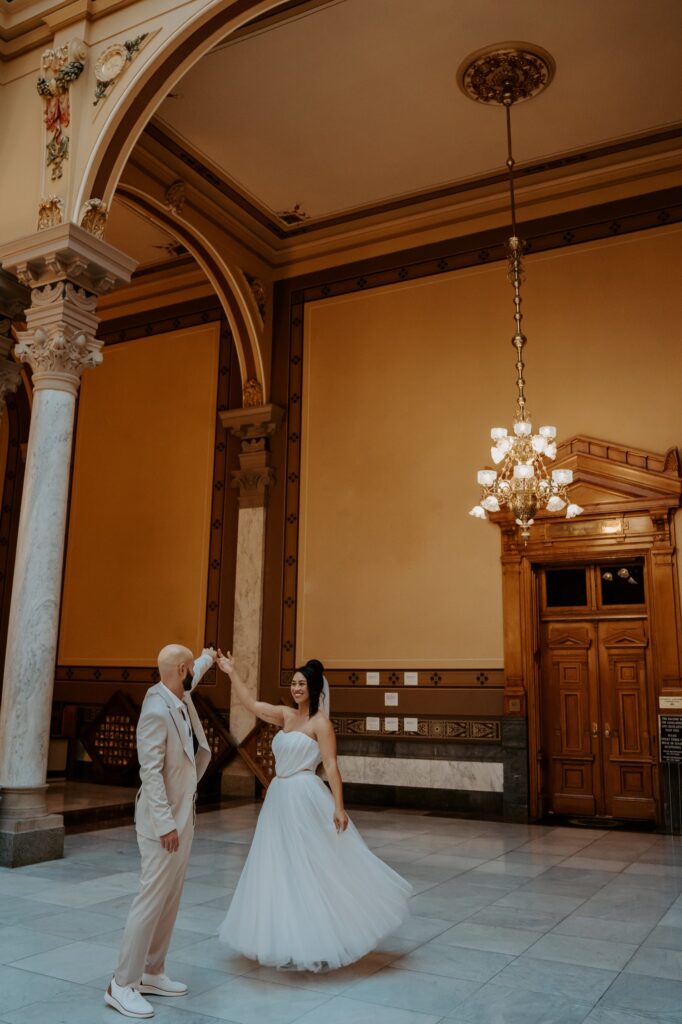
[180, 705, 199, 755]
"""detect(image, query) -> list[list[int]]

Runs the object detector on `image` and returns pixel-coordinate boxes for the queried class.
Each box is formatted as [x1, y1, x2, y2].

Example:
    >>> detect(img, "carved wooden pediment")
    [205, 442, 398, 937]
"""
[601, 631, 648, 649]
[546, 633, 592, 650]
[552, 436, 682, 514]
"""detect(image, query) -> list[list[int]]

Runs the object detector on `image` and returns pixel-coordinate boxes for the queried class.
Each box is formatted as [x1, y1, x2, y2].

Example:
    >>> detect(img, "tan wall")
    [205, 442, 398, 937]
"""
[296, 225, 682, 669]
[58, 323, 219, 666]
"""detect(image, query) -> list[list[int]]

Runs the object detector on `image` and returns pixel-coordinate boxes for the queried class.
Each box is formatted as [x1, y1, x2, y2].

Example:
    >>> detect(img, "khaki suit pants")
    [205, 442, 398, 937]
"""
[115, 822, 194, 987]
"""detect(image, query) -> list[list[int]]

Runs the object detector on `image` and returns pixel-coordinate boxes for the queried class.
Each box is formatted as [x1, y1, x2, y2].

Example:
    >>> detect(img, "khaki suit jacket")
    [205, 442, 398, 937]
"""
[134, 659, 212, 839]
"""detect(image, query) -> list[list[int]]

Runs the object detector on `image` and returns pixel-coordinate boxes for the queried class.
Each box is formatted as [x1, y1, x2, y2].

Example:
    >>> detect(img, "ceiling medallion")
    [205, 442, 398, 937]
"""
[457, 42, 555, 106]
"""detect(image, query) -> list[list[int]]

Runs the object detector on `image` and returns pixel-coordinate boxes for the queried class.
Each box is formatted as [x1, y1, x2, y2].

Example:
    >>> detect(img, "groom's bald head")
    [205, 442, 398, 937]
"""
[158, 643, 194, 684]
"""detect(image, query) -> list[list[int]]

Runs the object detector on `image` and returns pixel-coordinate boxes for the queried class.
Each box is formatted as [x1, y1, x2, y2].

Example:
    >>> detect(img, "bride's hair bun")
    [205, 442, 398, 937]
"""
[306, 658, 325, 675]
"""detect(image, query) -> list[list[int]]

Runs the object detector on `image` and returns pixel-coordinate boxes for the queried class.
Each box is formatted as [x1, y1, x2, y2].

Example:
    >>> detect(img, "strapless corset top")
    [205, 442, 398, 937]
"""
[272, 730, 321, 777]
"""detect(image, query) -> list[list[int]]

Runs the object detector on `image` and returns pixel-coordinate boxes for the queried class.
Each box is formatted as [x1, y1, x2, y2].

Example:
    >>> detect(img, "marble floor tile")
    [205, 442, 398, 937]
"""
[551, 913, 655, 945]
[9, 940, 116, 983]
[597, 971, 682, 1019]
[445, 980, 593, 1023]
[436, 921, 541, 955]
[375, 914, 454, 954]
[0, 925, 68, 964]
[641, 924, 682, 950]
[21, 908, 123, 939]
[294, 994, 442, 1024]
[624, 944, 682, 981]
[1, 988, 224, 1024]
[0, 964, 76, 1013]
[391, 940, 513, 983]
[182, 974, 330, 1024]
[582, 1008, 669, 1024]
[491, 955, 617, 1003]
[470, 858, 550, 879]
[525, 931, 638, 971]
[466, 905, 567, 933]
[493, 890, 587, 915]
[344, 965, 479, 1016]
[165, 936, 256, 975]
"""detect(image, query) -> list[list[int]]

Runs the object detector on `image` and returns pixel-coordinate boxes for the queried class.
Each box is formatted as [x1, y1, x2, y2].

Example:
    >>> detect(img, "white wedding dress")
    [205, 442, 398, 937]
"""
[218, 729, 412, 971]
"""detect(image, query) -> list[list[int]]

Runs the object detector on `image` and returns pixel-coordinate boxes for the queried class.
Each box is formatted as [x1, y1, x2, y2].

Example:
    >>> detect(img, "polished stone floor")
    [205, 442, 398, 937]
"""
[1, 804, 682, 1024]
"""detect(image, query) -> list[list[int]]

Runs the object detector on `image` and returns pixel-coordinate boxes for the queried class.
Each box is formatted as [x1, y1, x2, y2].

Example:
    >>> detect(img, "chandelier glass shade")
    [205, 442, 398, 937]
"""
[460, 45, 583, 543]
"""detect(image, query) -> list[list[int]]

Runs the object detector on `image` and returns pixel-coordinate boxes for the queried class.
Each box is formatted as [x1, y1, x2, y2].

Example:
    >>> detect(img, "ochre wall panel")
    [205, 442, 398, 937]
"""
[296, 226, 682, 669]
[59, 324, 219, 666]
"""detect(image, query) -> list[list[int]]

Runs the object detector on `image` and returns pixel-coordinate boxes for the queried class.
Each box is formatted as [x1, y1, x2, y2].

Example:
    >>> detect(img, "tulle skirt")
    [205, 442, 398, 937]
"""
[218, 771, 412, 971]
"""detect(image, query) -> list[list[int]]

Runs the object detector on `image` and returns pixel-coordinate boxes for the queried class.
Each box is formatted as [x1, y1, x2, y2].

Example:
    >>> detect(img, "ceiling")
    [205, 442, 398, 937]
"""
[148, 0, 682, 233]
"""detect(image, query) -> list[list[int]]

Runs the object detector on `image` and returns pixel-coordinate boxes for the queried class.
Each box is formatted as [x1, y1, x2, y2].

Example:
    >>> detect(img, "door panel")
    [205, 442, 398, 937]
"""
[542, 623, 599, 815]
[599, 622, 656, 819]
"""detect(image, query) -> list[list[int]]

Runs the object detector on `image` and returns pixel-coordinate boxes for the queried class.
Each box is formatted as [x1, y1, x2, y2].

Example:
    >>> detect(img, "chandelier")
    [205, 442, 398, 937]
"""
[458, 45, 583, 543]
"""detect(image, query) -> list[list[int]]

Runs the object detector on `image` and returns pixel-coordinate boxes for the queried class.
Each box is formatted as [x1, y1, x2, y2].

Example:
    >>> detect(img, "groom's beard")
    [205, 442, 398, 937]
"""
[182, 671, 193, 692]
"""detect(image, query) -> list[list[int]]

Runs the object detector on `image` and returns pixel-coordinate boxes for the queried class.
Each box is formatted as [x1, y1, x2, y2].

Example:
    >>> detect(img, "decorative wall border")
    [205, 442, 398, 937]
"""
[280, 668, 504, 688]
[332, 715, 501, 741]
[271, 186, 682, 687]
[54, 297, 237, 700]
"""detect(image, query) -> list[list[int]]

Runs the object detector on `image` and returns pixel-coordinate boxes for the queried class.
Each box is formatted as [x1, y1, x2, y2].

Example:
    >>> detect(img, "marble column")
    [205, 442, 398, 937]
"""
[219, 403, 283, 794]
[0, 225, 135, 866]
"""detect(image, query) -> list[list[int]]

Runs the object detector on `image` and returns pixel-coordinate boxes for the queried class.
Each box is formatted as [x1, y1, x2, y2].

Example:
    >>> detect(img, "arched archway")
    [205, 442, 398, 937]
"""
[115, 185, 266, 397]
[76, 0, 285, 399]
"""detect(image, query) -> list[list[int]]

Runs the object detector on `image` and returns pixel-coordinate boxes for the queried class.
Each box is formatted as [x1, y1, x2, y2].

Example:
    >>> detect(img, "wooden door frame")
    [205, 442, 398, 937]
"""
[494, 436, 682, 821]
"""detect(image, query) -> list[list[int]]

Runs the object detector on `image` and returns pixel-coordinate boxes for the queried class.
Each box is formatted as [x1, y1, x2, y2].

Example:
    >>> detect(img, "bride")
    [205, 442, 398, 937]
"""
[216, 651, 411, 972]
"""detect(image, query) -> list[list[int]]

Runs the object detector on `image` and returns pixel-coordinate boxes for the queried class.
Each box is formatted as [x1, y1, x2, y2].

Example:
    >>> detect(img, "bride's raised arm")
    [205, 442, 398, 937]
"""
[217, 650, 286, 727]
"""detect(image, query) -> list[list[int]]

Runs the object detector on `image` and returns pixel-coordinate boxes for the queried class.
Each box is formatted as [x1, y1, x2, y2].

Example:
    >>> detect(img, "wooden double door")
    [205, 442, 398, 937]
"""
[541, 615, 657, 821]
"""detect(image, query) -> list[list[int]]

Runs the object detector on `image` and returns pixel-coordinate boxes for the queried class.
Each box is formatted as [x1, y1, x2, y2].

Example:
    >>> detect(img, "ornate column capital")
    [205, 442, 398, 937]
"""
[220, 404, 284, 509]
[15, 282, 102, 394]
[0, 224, 136, 395]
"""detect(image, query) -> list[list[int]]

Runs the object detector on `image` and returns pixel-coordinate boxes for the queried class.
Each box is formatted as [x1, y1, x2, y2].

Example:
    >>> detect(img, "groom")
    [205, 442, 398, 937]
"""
[105, 644, 215, 1019]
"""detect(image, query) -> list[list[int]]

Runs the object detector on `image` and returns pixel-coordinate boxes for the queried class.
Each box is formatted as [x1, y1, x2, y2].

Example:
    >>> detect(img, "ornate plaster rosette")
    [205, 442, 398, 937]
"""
[95, 43, 128, 83]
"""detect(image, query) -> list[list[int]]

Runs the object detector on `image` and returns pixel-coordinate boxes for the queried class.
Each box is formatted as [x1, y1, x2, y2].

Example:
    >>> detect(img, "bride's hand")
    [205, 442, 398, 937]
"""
[217, 648, 235, 674]
[333, 809, 349, 833]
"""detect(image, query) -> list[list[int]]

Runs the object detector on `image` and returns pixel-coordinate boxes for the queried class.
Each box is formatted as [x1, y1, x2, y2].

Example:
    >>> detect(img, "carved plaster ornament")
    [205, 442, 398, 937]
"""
[80, 199, 108, 239]
[165, 180, 186, 216]
[93, 34, 149, 106]
[36, 41, 86, 180]
[14, 281, 102, 380]
[242, 378, 264, 408]
[244, 273, 267, 321]
[37, 196, 64, 231]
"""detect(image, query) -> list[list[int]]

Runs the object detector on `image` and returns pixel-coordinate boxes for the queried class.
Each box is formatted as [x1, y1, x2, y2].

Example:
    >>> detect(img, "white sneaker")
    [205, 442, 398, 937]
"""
[104, 979, 154, 1018]
[139, 972, 188, 997]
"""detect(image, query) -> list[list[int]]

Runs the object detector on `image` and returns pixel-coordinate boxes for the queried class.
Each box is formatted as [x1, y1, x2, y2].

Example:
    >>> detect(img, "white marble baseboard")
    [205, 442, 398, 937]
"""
[337, 755, 503, 792]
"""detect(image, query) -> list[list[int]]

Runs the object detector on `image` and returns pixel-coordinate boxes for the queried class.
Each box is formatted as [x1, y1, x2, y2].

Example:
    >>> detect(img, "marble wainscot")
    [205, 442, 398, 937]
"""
[337, 717, 529, 820]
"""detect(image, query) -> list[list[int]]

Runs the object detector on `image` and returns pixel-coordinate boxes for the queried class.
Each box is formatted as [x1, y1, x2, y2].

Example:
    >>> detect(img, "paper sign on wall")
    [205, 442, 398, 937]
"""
[366, 717, 381, 731]
[404, 672, 419, 686]
[659, 696, 682, 709]
[366, 671, 380, 686]
[404, 717, 419, 732]
[384, 692, 398, 707]
[384, 717, 399, 732]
